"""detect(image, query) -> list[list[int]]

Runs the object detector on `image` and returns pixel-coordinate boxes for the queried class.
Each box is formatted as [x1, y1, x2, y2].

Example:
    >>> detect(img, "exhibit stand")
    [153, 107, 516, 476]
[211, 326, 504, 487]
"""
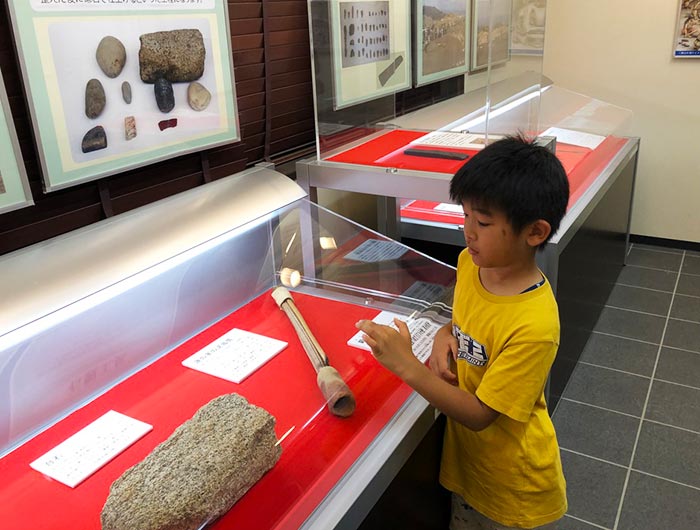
[297, 0, 639, 412]
[0, 166, 457, 529]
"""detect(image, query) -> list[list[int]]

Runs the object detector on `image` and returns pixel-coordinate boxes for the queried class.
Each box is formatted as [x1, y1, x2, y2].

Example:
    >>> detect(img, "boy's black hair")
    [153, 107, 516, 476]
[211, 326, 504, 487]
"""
[449, 134, 569, 247]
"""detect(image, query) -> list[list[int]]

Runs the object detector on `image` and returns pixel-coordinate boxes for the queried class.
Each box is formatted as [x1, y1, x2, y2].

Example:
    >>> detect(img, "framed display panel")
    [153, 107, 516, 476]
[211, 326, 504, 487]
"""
[7, 1, 240, 191]
[470, 0, 512, 71]
[0, 68, 33, 214]
[330, 0, 412, 109]
[510, 0, 546, 56]
[673, 0, 700, 58]
[415, 0, 471, 87]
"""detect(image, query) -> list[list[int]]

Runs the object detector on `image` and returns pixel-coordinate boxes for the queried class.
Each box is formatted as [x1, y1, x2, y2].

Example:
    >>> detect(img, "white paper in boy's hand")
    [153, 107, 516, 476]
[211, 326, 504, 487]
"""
[347, 310, 442, 363]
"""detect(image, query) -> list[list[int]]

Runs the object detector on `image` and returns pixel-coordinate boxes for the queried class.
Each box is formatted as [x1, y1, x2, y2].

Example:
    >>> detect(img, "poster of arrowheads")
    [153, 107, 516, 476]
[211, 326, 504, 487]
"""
[0, 67, 33, 214]
[331, 0, 412, 109]
[7, 1, 240, 191]
[673, 0, 700, 57]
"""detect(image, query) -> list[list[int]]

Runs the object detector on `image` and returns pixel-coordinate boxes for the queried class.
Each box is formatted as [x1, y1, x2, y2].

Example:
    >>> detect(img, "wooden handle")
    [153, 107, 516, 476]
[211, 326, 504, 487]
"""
[272, 287, 356, 417]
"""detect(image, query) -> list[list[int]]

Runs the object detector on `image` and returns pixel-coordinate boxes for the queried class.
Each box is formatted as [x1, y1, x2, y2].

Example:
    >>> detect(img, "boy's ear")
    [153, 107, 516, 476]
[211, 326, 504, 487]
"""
[526, 219, 552, 247]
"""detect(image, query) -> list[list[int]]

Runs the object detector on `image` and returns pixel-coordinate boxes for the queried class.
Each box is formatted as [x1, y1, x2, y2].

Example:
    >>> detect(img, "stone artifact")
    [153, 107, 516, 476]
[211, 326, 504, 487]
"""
[154, 77, 175, 113]
[121, 81, 132, 104]
[272, 287, 356, 417]
[101, 393, 281, 530]
[85, 78, 106, 119]
[187, 81, 211, 111]
[138, 29, 205, 83]
[158, 118, 178, 131]
[81, 125, 107, 153]
[124, 116, 137, 141]
[96, 36, 126, 78]
[378, 54, 404, 87]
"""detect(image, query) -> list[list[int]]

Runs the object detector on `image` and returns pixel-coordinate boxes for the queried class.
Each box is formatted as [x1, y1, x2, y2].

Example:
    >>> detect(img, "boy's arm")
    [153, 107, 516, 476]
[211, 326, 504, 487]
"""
[356, 319, 499, 431]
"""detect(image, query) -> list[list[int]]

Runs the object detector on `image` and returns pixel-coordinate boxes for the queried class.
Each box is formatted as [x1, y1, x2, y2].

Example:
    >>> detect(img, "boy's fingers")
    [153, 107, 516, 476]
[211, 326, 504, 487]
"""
[393, 318, 410, 338]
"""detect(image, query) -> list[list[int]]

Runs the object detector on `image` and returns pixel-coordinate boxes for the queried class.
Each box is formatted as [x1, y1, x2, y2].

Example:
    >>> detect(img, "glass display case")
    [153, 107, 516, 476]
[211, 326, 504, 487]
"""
[300, 1, 636, 244]
[0, 166, 456, 529]
[297, 0, 641, 411]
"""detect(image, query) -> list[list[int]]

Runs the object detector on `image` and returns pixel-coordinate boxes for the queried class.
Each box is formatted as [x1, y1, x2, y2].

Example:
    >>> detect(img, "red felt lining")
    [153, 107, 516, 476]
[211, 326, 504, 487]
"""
[330, 130, 630, 226]
[0, 292, 416, 530]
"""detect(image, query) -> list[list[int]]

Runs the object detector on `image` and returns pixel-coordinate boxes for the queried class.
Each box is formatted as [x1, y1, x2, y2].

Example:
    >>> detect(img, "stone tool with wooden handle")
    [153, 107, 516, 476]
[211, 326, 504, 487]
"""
[272, 287, 356, 417]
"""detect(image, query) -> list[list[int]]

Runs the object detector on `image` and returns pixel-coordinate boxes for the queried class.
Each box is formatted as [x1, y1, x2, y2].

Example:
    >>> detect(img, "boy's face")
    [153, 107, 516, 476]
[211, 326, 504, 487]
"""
[460, 199, 533, 268]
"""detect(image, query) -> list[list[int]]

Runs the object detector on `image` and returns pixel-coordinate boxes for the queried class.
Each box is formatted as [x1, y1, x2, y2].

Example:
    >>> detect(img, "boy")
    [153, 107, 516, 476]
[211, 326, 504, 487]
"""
[356, 135, 569, 529]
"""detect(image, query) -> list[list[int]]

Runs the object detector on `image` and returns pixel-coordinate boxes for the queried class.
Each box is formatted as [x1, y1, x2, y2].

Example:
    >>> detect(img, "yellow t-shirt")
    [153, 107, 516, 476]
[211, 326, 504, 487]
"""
[439, 250, 567, 528]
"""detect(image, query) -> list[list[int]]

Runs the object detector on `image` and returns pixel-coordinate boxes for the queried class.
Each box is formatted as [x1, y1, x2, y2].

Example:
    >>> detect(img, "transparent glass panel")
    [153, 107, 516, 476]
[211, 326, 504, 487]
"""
[0, 187, 456, 527]
[309, 0, 412, 159]
[0, 197, 454, 458]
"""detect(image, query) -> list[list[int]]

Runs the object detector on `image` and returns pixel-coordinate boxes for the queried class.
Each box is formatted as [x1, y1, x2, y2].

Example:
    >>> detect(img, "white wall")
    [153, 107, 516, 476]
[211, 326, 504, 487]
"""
[543, 0, 700, 243]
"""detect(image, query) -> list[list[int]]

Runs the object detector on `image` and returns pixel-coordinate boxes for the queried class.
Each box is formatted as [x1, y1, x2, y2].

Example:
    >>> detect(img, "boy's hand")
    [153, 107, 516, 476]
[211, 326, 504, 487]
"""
[355, 318, 421, 378]
[429, 324, 458, 385]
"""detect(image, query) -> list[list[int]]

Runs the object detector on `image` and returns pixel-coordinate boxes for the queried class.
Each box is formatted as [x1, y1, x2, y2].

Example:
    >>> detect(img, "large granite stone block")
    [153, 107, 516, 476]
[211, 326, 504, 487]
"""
[101, 393, 281, 530]
[138, 29, 206, 83]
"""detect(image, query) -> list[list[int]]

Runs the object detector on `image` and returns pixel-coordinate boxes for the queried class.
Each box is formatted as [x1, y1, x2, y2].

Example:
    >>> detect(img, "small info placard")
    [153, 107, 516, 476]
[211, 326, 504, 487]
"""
[344, 239, 408, 262]
[30, 410, 152, 488]
[182, 328, 287, 384]
[347, 311, 442, 363]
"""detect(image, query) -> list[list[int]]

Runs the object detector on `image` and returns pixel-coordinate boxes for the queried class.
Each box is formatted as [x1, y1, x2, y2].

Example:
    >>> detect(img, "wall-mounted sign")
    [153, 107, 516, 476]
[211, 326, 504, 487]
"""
[7, 1, 240, 191]
[510, 0, 546, 56]
[415, 0, 471, 87]
[470, 0, 511, 71]
[0, 67, 33, 214]
[673, 0, 700, 58]
[330, 0, 412, 109]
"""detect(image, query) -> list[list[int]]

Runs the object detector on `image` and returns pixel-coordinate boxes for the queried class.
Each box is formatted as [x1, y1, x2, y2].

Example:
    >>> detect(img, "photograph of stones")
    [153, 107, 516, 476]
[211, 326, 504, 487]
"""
[419, 0, 469, 80]
[45, 16, 227, 168]
[340, 1, 390, 68]
[471, 0, 511, 70]
[332, 0, 410, 109]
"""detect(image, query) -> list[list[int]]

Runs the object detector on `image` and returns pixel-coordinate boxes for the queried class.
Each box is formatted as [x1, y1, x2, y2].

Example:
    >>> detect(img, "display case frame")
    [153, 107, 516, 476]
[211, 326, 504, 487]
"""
[0, 166, 457, 530]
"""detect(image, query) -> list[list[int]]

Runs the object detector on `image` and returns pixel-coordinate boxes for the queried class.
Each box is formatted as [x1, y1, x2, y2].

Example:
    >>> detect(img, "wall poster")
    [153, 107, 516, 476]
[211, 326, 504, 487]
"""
[510, 0, 546, 56]
[7, 1, 240, 191]
[0, 68, 33, 214]
[330, 0, 412, 109]
[673, 0, 700, 57]
[415, 0, 470, 87]
[470, 0, 511, 71]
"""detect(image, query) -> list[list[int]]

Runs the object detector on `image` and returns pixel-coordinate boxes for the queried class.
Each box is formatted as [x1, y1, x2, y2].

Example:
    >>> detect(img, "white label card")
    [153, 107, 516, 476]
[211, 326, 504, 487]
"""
[344, 239, 408, 262]
[348, 310, 442, 363]
[182, 328, 287, 384]
[539, 127, 605, 150]
[30, 410, 152, 488]
[433, 203, 463, 214]
[412, 131, 504, 149]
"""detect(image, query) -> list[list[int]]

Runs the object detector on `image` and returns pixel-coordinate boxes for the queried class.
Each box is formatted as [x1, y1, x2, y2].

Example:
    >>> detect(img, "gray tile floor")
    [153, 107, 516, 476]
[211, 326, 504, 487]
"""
[552, 243, 700, 530]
